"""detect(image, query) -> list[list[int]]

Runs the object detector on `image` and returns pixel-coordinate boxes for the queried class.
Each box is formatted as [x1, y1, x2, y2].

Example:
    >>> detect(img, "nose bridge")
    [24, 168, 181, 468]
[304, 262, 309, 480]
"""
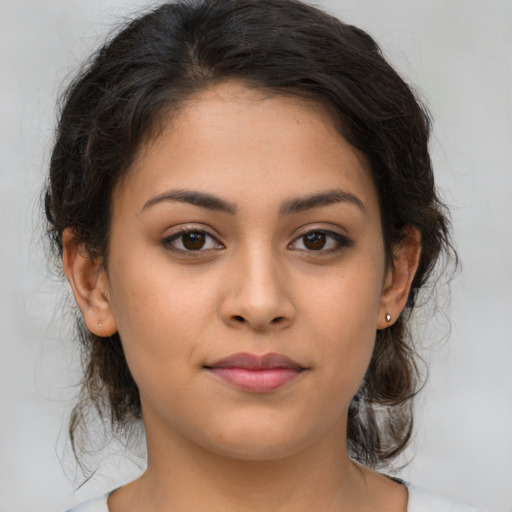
[242, 244, 281, 305]
[222, 241, 294, 330]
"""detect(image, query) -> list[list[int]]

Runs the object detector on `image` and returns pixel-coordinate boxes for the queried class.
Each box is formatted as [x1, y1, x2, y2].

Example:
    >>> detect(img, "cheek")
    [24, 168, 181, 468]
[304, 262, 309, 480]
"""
[106, 258, 217, 385]
[306, 260, 383, 337]
[303, 256, 384, 391]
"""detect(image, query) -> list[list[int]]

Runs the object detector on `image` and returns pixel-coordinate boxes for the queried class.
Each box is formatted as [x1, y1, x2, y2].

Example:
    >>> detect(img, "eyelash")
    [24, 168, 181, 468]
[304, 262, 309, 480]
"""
[161, 228, 224, 253]
[288, 229, 353, 253]
[161, 228, 352, 255]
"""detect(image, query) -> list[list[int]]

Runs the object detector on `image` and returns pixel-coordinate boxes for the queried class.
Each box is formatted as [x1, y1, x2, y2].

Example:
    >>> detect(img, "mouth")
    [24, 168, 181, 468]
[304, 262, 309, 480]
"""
[204, 352, 307, 393]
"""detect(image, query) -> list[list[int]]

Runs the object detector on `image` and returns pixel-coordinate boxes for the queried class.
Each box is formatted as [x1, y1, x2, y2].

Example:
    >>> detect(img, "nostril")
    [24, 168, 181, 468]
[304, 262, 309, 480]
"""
[271, 316, 285, 324]
[234, 315, 245, 323]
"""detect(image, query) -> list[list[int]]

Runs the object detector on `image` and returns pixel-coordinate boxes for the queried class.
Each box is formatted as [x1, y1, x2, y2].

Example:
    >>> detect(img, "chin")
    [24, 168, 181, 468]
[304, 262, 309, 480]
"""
[206, 438, 307, 462]
[195, 419, 324, 462]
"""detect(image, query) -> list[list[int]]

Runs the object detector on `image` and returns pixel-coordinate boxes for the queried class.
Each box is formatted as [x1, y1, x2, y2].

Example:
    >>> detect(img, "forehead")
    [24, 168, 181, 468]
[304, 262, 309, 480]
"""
[116, 81, 379, 219]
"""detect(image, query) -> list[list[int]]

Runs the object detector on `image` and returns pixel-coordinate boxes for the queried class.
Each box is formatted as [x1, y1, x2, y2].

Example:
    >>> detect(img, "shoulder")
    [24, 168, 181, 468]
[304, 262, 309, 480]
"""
[65, 493, 109, 512]
[406, 482, 487, 512]
[64, 483, 486, 512]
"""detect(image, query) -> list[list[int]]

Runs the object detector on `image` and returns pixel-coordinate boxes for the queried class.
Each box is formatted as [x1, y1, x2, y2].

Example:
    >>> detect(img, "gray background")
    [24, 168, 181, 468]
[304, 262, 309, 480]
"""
[1, 1, 511, 511]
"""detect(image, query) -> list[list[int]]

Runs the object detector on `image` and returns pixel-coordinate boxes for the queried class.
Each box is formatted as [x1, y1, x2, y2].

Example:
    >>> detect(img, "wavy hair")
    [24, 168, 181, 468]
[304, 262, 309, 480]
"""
[44, 0, 454, 470]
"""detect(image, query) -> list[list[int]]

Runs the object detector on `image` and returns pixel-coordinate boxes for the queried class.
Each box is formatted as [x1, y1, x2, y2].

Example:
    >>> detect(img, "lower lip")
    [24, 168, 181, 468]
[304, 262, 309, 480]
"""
[207, 368, 303, 392]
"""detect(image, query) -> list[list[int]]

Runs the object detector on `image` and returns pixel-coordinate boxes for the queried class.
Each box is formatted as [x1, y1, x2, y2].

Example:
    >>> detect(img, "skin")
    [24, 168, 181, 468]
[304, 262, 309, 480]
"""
[63, 81, 420, 512]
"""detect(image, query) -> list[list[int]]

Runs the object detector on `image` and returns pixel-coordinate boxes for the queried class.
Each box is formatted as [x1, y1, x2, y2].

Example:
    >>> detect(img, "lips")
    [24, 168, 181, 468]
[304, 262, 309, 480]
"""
[204, 352, 306, 392]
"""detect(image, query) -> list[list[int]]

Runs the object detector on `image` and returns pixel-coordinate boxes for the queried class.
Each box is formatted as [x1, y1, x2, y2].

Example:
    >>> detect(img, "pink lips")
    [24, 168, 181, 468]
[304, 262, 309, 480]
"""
[204, 352, 306, 392]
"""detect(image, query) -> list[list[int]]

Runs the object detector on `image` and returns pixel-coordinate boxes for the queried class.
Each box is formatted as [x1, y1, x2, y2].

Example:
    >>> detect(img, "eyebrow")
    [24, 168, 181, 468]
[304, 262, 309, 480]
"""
[140, 189, 237, 214]
[140, 187, 366, 216]
[279, 189, 367, 216]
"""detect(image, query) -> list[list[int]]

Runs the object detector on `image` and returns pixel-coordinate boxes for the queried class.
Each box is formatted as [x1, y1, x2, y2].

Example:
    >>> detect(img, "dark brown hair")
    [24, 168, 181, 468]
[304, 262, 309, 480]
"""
[45, 0, 453, 470]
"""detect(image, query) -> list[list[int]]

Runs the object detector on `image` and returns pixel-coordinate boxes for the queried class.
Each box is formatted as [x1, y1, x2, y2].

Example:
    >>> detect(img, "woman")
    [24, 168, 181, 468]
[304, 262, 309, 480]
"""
[44, 0, 483, 510]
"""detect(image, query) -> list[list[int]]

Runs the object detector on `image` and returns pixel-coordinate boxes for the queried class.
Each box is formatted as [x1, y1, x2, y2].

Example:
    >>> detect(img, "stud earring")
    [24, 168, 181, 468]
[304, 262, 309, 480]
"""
[385, 313, 392, 322]
[99, 322, 103, 328]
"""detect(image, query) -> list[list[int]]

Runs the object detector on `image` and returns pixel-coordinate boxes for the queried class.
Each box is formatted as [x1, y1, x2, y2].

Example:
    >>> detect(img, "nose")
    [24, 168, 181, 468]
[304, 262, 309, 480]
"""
[219, 247, 295, 332]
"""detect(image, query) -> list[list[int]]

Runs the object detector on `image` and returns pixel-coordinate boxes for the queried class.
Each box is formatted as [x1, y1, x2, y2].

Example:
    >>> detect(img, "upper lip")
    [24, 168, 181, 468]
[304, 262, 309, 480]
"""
[204, 352, 305, 370]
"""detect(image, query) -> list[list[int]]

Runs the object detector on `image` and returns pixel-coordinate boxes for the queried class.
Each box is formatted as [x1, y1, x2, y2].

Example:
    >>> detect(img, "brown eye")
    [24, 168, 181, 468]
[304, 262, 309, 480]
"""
[182, 231, 206, 250]
[303, 232, 326, 250]
[288, 229, 353, 253]
[163, 229, 223, 253]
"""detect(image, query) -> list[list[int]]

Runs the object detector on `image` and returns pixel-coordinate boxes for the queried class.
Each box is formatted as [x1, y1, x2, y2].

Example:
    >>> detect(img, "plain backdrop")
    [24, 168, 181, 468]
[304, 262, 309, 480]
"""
[0, 1, 511, 511]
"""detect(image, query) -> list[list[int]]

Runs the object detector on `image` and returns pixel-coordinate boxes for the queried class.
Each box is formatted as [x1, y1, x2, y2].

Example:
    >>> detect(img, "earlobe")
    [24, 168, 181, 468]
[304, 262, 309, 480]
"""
[62, 228, 118, 337]
[377, 227, 422, 329]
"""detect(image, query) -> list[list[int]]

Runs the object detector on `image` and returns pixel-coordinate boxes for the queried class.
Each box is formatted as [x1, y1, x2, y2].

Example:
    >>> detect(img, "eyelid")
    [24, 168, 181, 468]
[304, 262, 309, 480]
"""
[160, 224, 352, 254]
[161, 225, 225, 253]
[288, 227, 353, 252]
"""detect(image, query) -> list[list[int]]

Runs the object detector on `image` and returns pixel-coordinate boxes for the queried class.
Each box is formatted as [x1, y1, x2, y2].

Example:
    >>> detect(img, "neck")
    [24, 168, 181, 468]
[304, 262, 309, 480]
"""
[108, 402, 408, 512]
[121, 413, 369, 512]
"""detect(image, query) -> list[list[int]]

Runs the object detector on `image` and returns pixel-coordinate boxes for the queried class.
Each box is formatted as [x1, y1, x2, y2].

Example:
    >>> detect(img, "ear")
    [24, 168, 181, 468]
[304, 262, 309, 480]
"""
[377, 227, 422, 329]
[62, 228, 118, 337]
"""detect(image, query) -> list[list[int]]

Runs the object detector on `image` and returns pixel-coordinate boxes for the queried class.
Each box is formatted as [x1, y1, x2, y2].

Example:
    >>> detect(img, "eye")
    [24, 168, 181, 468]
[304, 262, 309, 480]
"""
[162, 229, 224, 252]
[289, 229, 352, 252]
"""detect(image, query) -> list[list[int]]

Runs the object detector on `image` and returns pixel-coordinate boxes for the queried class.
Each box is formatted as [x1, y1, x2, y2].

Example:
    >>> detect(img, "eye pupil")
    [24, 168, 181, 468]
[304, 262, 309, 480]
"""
[304, 232, 326, 250]
[182, 231, 206, 250]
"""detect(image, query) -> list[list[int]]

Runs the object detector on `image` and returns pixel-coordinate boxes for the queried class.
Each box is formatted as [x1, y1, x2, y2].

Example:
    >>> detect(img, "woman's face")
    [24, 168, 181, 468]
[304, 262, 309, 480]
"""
[100, 82, 392, 460]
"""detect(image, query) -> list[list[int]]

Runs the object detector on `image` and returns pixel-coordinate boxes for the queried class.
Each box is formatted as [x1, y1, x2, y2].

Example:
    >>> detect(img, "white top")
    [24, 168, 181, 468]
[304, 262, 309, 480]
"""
[66, 483, 486, 512]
